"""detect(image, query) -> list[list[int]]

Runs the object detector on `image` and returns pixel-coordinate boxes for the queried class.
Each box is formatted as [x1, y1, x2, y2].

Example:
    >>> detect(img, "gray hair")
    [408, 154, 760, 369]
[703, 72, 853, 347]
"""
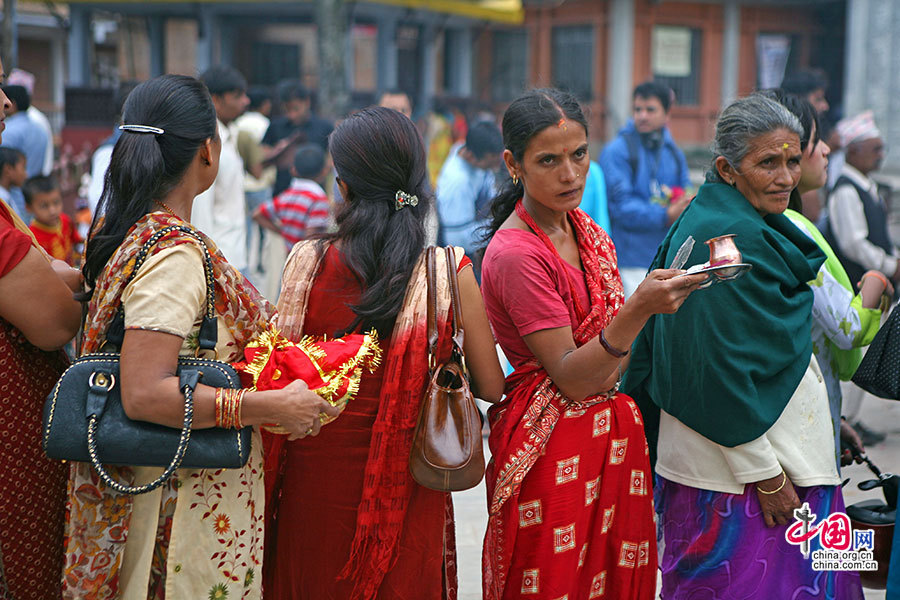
[711, 94, 804, 176]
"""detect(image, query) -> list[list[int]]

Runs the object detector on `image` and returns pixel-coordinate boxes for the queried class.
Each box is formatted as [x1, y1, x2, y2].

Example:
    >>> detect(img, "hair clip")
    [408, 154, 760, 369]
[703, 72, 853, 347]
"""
[394, 190, 419, 211]
[119, 124, 165, 135]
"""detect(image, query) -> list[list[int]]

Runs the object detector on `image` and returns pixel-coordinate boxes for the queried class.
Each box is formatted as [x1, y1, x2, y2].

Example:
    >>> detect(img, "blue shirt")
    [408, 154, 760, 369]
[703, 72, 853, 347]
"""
[436, 144, 496, 256]
[599, 121, 690, 269]
[580, 161, 610, 233]
[0, 185, 26, 222]
[3, 112, 49, 178]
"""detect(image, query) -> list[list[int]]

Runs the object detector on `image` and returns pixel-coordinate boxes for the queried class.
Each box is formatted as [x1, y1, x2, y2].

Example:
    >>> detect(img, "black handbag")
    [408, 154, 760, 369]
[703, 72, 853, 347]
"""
[852, 305, 900, 400]
[42, 225, 252, 495]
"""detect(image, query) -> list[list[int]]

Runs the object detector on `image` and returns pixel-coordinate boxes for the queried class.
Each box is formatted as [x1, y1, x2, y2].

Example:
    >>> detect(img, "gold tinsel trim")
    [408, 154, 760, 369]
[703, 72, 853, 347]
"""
[241, 326, 296, 392]
[259, 329, 382, 434]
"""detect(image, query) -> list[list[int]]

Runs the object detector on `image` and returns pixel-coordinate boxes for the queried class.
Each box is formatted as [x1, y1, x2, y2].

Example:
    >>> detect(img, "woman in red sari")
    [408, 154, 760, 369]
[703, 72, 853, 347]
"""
[0, 57, 83, 598]
[480, 89, 706, 599]
[264, 107, 505, 599]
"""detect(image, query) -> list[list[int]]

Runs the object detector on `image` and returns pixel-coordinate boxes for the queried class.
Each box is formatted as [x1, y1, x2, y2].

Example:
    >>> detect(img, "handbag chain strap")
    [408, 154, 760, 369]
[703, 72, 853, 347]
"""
[86, 370, 200, 495]
[126, 225, 216, 320]
[84, 224, 218, 495]
[104, 225, 218, 354]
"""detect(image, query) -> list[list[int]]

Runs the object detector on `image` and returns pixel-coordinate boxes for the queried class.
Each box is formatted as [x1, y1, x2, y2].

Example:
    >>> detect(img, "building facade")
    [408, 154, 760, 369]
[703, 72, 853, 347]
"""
[59, 0, 850, 150]
[478, 0, 844, 146]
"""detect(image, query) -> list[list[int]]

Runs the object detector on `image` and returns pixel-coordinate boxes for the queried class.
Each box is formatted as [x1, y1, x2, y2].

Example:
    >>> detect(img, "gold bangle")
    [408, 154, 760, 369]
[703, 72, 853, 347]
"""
[756, 471, 787, 495]
[214, 388, 224, 428]
[234, 389, 246, 429]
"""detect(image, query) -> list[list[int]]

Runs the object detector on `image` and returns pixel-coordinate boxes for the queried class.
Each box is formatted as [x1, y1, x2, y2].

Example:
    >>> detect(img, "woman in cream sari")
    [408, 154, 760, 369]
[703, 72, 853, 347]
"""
[62, 75, 334, 599]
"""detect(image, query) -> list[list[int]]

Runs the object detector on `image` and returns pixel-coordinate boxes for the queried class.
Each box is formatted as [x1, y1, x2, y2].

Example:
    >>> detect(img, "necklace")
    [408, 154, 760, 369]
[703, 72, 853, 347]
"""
[155, 200, 179, 217]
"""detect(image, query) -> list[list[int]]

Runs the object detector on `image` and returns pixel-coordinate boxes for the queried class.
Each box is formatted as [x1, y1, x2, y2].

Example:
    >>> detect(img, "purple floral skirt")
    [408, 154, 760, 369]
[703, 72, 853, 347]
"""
[656, 476, 865, 600]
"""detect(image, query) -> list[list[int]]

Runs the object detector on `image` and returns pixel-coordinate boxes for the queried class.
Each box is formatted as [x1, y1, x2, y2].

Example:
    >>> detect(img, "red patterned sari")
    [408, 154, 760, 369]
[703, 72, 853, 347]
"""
[0, 200, 70, 599]
[481, 202, 657, 599]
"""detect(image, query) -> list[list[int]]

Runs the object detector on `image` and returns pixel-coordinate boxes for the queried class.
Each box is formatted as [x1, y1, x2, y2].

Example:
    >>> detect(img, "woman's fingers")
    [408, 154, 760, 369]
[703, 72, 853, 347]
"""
[319, 399, 341, 419]
[755, 474, 800, 528]
[308, 415, 323, 437]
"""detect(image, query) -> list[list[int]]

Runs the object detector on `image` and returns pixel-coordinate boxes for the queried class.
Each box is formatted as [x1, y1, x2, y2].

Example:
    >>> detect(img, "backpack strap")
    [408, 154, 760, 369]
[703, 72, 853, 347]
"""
[666, 143, 686, 187]
[624, 131, 641, 189]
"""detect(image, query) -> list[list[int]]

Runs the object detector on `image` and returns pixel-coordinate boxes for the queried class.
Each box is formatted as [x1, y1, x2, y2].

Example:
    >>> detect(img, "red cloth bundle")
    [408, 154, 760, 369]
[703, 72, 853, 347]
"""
[233, 327, 381, 433]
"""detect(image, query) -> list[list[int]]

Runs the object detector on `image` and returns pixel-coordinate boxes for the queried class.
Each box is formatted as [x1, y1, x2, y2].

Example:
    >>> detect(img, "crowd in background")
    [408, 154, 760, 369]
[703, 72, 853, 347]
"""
[1, 53, 900, 599]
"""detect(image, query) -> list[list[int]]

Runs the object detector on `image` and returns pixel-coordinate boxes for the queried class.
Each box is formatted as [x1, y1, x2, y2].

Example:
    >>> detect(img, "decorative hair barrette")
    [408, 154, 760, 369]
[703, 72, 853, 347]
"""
[119, 124, 165, 135]
[394, 190, 419, 211]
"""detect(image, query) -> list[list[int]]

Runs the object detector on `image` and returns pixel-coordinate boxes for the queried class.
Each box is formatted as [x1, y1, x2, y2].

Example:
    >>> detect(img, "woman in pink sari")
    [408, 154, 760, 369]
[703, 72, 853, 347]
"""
[480, 89, 706, 599]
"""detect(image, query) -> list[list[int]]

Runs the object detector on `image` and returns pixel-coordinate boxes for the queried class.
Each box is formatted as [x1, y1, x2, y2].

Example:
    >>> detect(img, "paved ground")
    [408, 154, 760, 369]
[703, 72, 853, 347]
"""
[453, 394, 900, 599]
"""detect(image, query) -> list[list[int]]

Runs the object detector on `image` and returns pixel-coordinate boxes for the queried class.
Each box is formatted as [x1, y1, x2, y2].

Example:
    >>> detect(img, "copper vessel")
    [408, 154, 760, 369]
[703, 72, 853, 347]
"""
[706, 234, 741, 267]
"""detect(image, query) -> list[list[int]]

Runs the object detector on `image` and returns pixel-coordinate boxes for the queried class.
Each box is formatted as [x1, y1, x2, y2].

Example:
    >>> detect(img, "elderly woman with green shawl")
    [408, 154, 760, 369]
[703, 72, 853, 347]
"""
[624, 94, 865, 599]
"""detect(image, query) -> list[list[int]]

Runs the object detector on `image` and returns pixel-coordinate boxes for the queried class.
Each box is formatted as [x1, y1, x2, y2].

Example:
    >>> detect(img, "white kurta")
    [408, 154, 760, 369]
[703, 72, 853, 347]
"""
[193, 120, 249, 271]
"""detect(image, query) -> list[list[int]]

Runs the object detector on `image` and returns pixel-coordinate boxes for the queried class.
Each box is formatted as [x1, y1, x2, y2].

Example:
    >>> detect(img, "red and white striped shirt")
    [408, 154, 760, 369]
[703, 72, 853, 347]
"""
[259, 178, 331, 246]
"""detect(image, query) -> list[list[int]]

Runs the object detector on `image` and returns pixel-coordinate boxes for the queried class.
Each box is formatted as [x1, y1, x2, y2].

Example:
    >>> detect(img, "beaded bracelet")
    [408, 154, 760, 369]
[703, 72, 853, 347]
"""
[214, 388, 224, 427]
[233, 389, 245, 429]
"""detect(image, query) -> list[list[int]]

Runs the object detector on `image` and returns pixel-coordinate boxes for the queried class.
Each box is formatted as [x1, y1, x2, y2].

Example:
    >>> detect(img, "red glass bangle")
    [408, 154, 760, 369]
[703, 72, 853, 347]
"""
[599, 330, 629, 358]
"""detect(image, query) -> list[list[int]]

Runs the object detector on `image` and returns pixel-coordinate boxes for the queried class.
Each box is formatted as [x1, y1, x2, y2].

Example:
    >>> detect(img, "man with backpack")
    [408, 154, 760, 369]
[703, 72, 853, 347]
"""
[600, 81, 691, 296]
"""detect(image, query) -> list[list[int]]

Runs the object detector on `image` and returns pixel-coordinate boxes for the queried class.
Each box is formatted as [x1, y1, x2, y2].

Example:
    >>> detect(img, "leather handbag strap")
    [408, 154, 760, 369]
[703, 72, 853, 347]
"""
[105, 225, 218, 353]
[425, 246, 468, 373]
[443, 246, 465, 354]
[85, 368, 202, 495]
[426, 246, 438, 371]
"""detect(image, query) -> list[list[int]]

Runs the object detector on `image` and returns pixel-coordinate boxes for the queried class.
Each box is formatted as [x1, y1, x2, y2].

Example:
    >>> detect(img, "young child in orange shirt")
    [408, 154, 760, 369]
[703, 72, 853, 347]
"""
[25, 175, 83, 265]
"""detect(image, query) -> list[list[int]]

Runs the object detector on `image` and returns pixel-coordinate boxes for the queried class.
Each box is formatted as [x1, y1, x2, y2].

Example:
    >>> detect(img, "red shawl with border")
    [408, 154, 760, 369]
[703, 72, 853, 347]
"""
[482, 201, 625, 597]
[272, 241, 459, 599]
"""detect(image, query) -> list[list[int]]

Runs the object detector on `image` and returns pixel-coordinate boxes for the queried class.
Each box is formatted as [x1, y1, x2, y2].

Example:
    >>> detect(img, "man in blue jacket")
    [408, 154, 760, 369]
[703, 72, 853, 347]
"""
[600, 81, 692, 296]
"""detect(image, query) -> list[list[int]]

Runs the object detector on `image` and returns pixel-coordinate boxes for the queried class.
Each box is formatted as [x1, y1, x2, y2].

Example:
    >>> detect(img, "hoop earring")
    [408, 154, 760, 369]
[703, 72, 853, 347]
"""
[512, 174, 519, 186]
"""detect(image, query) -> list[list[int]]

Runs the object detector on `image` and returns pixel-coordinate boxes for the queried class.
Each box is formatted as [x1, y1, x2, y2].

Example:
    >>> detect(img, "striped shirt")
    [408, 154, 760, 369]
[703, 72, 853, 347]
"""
[259, 178, 331, 246]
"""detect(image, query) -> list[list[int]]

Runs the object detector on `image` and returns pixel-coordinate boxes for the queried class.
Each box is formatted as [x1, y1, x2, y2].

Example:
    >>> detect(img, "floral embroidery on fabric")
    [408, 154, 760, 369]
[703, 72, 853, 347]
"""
[62, 212, 273, 599]
[208, 582, 229, 599]
[190, 461, 264, 585]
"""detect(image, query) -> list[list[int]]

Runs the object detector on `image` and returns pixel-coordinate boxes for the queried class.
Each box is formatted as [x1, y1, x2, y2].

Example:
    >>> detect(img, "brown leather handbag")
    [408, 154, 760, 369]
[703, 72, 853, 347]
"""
[409, 246, 485, 492]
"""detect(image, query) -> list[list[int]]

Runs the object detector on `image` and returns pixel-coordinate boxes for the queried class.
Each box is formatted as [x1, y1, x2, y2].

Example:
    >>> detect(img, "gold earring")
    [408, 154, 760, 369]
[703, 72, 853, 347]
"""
[512, 174, 519, 185]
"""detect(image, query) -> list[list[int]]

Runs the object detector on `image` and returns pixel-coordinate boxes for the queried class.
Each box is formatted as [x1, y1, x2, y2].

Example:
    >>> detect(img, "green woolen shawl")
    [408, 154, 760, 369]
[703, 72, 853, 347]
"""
[622, 182, 826, 457]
